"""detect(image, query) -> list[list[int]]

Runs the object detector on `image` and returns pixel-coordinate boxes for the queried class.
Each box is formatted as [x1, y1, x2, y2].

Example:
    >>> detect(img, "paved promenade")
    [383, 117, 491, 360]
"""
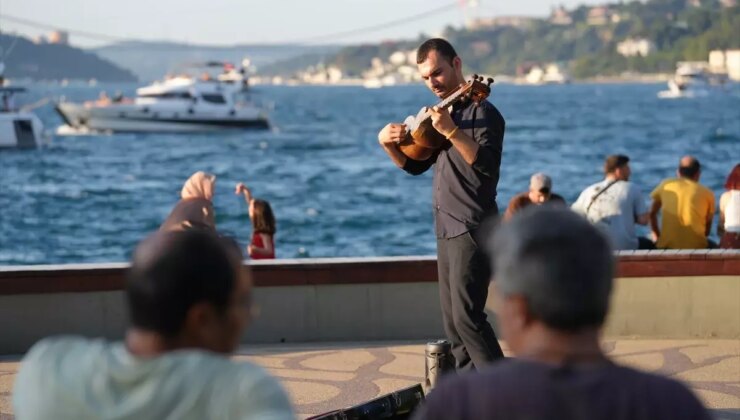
[1, 339, 738, 419]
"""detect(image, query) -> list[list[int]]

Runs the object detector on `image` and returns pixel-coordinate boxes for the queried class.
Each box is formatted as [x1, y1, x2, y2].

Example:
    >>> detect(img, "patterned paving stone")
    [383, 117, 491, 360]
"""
[240, 355, 288, 368]
[680, 343, 740, 365]
[281, 381, 341, 406]
[0, 340, 738, 419]
[676, 358, 740, 383]
[0, 377, 14, 396]
[265, 367, 356, 382]
[379, 352, 424, 377]
[385, 345, 426, 355]
[0, 394, 11, 417]
[299, 350, 376, 372]
[609, 340, 705, 355]
[612, 352, 665, 372]
[694, 390, 740, 410]
[372, 378, 423, 395]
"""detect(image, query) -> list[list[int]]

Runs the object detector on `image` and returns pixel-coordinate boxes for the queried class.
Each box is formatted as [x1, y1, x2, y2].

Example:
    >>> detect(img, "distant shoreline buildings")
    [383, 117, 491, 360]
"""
[33, 30, 69, 46]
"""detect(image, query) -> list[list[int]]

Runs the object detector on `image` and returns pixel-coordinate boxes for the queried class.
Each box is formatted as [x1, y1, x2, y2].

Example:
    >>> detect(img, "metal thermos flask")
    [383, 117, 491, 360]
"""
[424, 340, 454, 391]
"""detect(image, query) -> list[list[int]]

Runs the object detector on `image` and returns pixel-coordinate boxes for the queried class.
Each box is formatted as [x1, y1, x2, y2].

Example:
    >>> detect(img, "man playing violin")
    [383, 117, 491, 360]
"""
[378, 38, 506, 370]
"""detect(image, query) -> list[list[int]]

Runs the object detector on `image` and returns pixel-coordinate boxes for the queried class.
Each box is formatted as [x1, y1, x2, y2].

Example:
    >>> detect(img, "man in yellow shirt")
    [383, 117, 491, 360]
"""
[649, 156, 715, 249]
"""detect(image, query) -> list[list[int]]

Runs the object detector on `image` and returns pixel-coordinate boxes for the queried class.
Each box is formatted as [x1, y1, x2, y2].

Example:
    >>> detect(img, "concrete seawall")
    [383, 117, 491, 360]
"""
[0, 251, 738, 355]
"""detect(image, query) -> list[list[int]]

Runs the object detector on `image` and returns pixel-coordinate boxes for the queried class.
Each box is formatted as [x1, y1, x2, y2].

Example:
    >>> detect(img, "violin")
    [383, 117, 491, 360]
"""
[399, 75, 494, 161]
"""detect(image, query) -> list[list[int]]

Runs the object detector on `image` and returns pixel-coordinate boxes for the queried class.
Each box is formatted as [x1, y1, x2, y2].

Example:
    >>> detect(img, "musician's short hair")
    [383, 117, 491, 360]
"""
[487, 207, 614, 331]
[417, 38, 458, 65]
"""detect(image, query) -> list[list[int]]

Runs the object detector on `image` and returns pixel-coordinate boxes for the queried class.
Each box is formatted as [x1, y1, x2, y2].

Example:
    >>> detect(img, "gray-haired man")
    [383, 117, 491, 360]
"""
[413, 207, 709, 420]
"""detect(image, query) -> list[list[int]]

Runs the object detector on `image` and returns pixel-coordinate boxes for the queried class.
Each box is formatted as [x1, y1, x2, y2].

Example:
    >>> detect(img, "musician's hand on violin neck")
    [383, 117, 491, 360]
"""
[378, 122, 407, 146]
[429, 106, 457, 139]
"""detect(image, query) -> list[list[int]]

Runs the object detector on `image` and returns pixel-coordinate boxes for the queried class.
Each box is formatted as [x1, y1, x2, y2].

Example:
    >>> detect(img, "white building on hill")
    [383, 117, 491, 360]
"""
[616, 38, 656, 57]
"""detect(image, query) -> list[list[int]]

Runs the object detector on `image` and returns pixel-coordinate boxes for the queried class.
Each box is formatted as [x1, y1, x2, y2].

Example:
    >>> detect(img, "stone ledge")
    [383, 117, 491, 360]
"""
[0, 251, 738, 295]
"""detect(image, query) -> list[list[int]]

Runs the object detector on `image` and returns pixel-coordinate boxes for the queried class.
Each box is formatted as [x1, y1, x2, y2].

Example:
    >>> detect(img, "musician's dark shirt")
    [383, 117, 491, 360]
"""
[402, 99, 505, 239]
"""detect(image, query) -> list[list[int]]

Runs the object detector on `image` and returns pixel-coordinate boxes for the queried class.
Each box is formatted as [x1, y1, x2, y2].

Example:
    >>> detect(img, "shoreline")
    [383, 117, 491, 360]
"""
[250, 74, 673, 87]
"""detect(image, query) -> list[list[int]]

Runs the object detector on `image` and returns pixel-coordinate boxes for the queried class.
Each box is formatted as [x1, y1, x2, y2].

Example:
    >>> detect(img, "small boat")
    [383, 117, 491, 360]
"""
[56, 61, 270, 133]
[362, 78, 384, 89]
[658, 62, 725, 99]
[0, 86, 45, 149]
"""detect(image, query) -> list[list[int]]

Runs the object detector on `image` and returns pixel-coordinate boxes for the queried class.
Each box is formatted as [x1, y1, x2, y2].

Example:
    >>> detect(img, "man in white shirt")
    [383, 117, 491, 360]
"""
[14, 230, 295, 420]
[572, 155, 651, 250]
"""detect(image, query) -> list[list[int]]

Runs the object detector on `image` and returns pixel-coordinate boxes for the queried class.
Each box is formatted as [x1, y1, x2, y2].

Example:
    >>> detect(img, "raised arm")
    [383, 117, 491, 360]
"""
[235, 183, 253, 205]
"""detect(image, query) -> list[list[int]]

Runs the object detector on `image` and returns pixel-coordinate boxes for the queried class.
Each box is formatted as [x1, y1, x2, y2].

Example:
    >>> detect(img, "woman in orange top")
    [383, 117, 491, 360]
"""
[235, 183, 276, 259]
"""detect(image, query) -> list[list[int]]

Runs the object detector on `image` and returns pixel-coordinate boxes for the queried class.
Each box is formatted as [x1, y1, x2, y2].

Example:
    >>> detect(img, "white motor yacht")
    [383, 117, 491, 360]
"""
[658, 62, 723, 98]
[0, 86, 45, 149]
[56, 61, 270, 133]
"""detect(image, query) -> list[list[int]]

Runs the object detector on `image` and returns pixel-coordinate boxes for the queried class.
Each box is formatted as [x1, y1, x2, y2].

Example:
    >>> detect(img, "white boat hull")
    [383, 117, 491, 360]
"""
[0, 112, 45, 149]
[56, 102, 269, 133]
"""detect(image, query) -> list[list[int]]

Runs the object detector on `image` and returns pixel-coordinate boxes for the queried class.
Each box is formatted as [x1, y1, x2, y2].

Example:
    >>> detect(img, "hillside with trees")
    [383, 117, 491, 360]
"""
[0, 34, 137, 82]
[264, 0, 739, 79]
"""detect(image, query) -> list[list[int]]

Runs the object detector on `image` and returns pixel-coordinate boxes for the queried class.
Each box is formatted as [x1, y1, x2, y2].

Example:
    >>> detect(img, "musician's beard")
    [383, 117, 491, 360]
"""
[433, 79, 461, 98]
[433, 86, 451, 98]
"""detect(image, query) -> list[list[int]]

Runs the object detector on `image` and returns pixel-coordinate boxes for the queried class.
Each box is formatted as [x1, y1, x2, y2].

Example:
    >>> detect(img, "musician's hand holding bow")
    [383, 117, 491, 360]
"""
[429, 105, 479, 165]
[429, 106, 458, 139]
[378, 123, 408, 146]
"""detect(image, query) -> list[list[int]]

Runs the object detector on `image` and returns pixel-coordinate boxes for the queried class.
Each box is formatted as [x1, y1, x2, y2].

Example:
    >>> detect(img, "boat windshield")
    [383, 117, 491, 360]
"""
[139, 92, 193, 100]
[201, 93, 226, 104]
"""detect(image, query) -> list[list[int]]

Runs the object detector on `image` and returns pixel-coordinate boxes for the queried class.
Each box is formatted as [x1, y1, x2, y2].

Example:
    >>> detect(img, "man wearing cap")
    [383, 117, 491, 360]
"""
[572, 155, 652, 250]
[504, 173, 566, 221]
[649, 156, 715, 249]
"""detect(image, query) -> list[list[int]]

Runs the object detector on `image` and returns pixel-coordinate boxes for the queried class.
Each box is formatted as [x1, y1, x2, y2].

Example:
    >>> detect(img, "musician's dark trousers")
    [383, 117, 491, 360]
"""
[437, 230, 504, 371]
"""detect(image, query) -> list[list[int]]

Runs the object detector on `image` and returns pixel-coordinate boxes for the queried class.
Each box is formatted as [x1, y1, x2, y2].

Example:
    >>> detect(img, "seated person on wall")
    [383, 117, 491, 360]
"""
[412, 207, 710, 420]
[14, 230, 295, 420]
[572, 154, 653, 250]
[649, 156, 715, 249]
[718, 164, 740, 249]
[503, 173, 566, 221]
[160, 171, 217, 232]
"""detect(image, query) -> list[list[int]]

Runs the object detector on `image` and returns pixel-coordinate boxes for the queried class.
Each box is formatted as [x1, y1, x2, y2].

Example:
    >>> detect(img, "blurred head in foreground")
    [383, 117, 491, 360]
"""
[127, 229, 252, 354]
[409, 207, 710, 420]
[13, 229, 296, 420]
[488, 206, 614, 356]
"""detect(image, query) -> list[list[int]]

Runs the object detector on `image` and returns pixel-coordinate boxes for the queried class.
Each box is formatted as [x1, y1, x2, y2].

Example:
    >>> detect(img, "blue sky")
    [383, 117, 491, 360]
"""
[1, 0, 608, 47]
